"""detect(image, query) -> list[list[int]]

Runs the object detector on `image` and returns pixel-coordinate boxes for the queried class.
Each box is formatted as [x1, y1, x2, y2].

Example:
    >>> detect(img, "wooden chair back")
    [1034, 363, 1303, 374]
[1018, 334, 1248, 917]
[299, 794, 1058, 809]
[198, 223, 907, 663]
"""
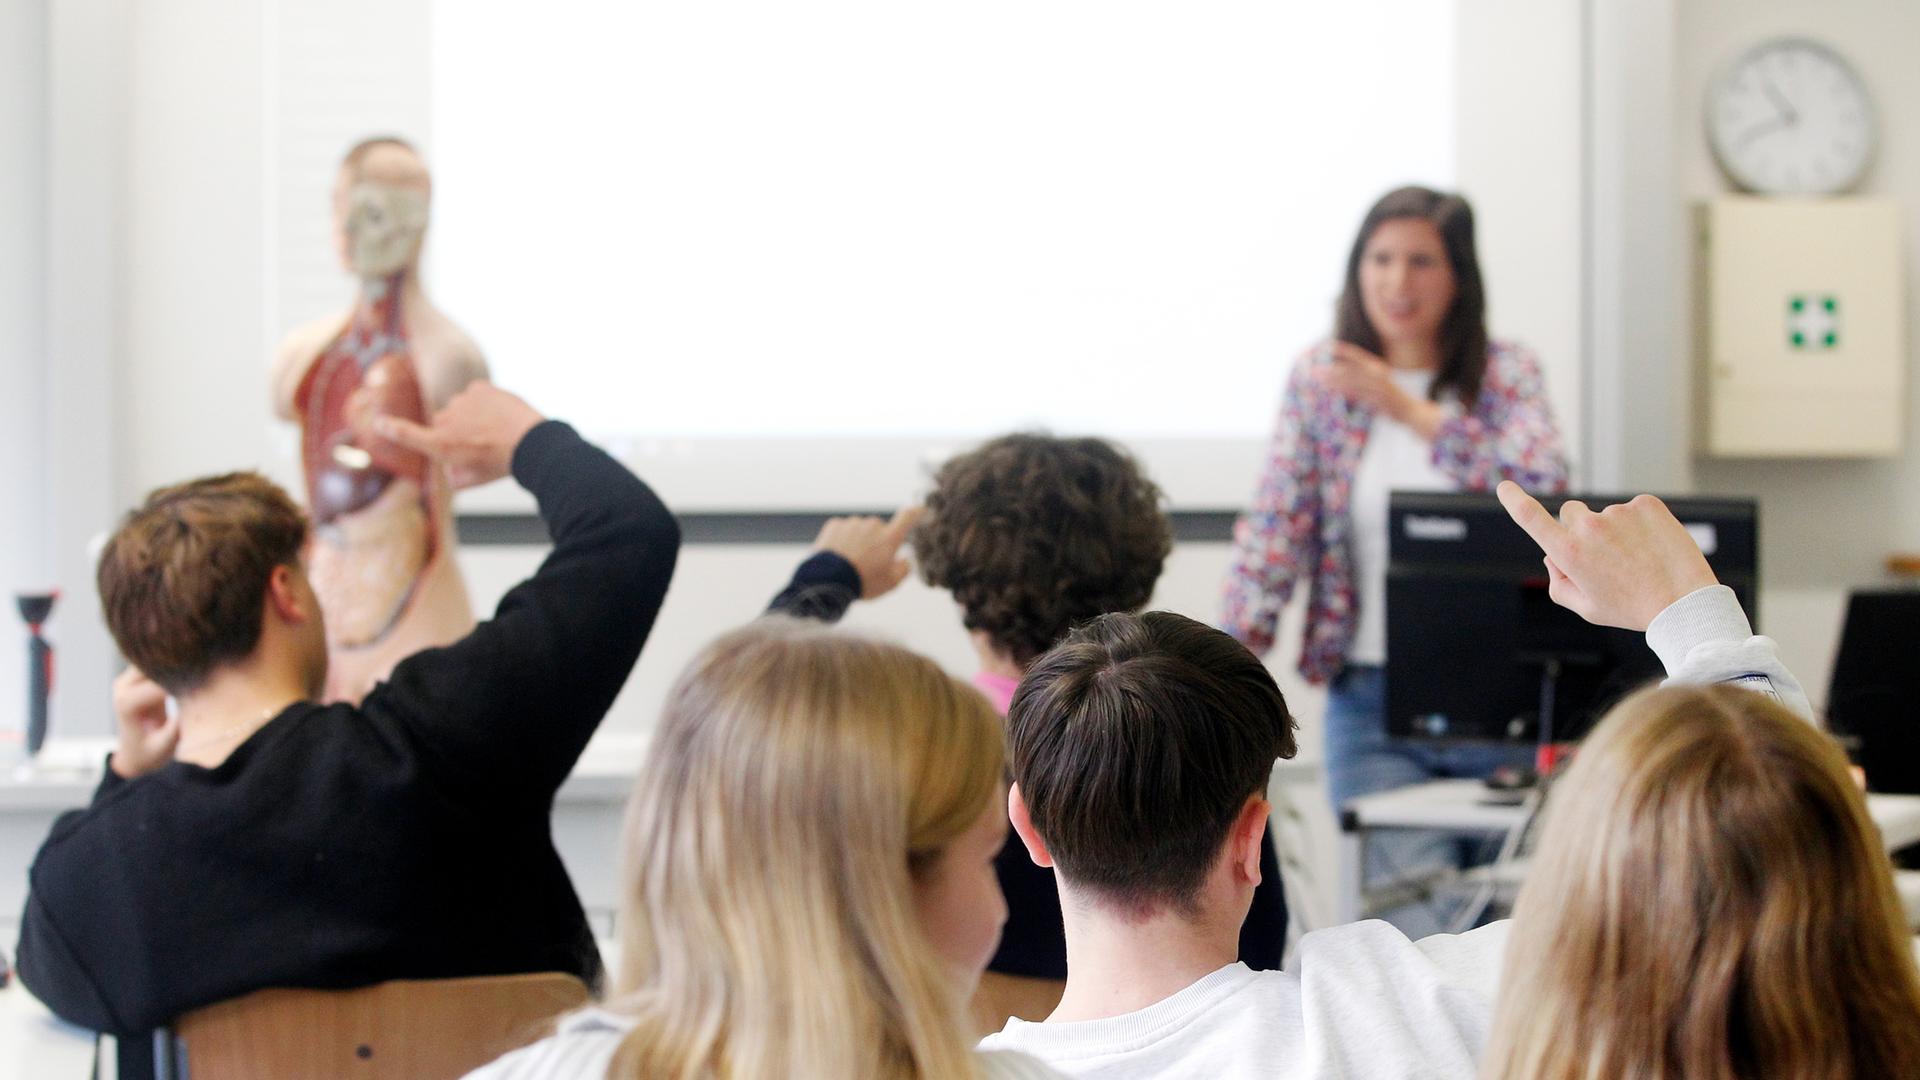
[166, 972, 590, 1080]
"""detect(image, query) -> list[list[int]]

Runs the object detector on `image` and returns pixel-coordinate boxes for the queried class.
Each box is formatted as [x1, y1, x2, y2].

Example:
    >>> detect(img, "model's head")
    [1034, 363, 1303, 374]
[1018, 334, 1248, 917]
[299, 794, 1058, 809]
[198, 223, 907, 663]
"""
[97, 472, 325, 698]
[332, 135, 431, 279]
[609, 617, 1007, 1079]
[1484, 684, 1920, 1080]
[1335, 185, 1489, 403]
[1006, 611, 1296, 920]
[913, 433, 1172, 669]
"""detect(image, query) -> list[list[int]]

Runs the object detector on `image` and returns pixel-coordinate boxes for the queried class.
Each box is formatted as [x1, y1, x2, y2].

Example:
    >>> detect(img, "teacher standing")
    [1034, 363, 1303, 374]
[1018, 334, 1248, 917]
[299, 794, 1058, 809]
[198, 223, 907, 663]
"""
[1222, 187, 1568, 912]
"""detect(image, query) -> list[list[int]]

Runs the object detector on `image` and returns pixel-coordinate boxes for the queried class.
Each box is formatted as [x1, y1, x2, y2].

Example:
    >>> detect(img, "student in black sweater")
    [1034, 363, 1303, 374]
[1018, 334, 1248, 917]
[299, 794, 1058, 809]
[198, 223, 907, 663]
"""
[14, 384, 679, 1074]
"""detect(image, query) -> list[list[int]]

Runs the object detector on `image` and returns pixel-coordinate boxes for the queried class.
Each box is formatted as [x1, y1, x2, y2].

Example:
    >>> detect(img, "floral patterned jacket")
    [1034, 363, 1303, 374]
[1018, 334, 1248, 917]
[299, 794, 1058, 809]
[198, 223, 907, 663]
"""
[1221, 339, 1570, 683]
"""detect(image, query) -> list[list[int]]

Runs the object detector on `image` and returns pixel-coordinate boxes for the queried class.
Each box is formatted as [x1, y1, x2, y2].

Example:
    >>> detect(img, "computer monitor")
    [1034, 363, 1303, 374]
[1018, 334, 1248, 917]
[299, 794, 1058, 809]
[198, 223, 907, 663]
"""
[1827, 590, 1920, 795]
[1385, 492, 1758, 744]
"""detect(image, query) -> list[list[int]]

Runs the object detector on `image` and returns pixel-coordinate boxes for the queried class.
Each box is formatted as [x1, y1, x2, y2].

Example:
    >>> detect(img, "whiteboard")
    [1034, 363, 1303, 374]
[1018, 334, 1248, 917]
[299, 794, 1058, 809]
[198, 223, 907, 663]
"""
[427, 1, 1456, 509]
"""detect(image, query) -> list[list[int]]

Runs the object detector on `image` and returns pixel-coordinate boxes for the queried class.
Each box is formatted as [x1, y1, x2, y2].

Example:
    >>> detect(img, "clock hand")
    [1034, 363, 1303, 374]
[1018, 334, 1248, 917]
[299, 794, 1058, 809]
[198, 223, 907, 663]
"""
[1734, 115, 1793, 150]
[1760, 76, 1799, 125]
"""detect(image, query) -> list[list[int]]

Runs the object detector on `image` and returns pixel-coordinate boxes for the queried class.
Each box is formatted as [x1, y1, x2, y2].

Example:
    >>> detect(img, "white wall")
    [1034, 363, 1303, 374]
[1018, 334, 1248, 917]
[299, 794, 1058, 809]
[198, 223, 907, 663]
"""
[1, 0, 49, 746]
[1588, 0, 1690, 493]
[121, 0, 272, 500]
[1456, 0, 1585, 476]
[43, 0, 130, 741]
[1675, 0, 1920, 709]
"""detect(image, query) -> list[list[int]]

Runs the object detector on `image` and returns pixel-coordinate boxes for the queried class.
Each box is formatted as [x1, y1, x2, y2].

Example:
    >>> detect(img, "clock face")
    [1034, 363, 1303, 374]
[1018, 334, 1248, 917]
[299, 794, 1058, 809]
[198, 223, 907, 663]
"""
[1706, 38, 1875, 195]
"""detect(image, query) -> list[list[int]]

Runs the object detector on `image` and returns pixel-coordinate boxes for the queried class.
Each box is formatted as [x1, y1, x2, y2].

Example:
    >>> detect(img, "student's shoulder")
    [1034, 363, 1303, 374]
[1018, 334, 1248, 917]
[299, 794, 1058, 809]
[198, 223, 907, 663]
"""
[978, 1047, 1072, 1079]
[1409, 919, 1510, 999]
[1298, 918, 1508, 998]
[460, 1009, 628, 1079]
[30, 704, 391, 886]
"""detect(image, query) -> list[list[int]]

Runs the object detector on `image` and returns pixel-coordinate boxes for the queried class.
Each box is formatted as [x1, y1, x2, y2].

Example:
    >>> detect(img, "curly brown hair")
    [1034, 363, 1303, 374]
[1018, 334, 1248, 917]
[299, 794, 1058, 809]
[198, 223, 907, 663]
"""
[913, 434, 1172, 668]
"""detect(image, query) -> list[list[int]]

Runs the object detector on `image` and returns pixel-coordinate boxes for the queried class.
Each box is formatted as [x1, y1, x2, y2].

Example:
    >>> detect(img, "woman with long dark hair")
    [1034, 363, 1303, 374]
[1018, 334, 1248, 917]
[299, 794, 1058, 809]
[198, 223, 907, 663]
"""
[1222, 186, 1568, 931]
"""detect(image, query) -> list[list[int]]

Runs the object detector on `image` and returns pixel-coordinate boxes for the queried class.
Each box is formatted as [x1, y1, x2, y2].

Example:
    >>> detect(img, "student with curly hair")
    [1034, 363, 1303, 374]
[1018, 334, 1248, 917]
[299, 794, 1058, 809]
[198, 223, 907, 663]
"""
[767, 434, 1288, 1031]
[918, 435, 1295, 1026]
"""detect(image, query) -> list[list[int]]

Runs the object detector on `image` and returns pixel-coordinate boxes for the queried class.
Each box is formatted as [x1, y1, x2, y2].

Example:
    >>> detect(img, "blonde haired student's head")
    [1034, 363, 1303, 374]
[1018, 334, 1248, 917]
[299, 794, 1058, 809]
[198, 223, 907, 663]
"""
[1484, 683, 1920, 1080]
[607, 617, 1020, 1079]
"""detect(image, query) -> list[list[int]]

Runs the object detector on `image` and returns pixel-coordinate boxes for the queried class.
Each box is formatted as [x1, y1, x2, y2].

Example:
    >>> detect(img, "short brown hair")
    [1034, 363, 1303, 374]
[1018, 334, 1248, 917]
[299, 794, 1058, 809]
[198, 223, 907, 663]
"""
[1007, 611, 1296, 915]
[97, 472, 310, 695]
[913, 434, 1171, 667]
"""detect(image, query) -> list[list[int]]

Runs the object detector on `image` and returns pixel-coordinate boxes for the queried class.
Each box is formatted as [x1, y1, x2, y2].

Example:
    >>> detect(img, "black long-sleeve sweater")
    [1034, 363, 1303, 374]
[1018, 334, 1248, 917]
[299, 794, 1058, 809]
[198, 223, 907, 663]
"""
[15, 421, 679, 1059]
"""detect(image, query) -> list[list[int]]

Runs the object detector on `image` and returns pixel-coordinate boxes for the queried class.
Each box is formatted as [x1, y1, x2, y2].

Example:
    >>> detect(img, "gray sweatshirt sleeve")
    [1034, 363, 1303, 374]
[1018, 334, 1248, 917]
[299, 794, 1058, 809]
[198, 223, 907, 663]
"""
[1644, 585, 1813, 722]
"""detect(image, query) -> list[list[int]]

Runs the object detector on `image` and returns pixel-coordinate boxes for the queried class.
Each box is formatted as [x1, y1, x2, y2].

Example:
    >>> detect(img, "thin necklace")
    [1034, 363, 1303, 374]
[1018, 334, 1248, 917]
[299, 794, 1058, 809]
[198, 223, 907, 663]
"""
[176, 706, 286, 753]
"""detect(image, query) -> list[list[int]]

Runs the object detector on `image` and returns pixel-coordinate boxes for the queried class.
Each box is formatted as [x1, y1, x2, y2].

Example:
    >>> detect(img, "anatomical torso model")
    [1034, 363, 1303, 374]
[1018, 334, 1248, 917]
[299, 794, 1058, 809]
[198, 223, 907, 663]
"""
[272, 140, 487, 704]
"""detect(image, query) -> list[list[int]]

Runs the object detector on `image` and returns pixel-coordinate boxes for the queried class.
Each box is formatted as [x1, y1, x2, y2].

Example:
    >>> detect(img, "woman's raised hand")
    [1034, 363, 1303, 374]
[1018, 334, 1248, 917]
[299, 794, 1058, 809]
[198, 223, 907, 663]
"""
[1314, 342, 1444, 437]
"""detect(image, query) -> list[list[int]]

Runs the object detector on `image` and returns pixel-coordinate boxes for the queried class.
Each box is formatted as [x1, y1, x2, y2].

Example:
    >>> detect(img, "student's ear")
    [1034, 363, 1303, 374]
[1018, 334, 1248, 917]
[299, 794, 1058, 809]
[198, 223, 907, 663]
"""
[1007, 784, 1055, 869]
[1232, 796, 1271, 886]
[265, 564, 313, 624]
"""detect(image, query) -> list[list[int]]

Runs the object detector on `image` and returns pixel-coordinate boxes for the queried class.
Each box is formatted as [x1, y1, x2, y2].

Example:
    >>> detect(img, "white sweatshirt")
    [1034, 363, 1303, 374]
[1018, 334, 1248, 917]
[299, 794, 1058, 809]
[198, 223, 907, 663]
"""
[464, 1006, 1065, 1080]
[1646, 584, 1811, 720]
[981, 921, 1507, 1080]
[980, 584, 1805, 1080]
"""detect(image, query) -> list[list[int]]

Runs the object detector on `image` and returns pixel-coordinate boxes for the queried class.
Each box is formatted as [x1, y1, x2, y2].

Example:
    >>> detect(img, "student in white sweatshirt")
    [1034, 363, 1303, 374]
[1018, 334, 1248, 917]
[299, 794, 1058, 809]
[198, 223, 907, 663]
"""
[981, 484, 1810, 1079]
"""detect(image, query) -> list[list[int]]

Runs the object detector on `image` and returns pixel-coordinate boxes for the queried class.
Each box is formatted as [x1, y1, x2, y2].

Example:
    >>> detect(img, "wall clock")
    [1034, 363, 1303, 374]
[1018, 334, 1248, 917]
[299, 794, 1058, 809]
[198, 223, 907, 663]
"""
[1706, 37, 1875, 196]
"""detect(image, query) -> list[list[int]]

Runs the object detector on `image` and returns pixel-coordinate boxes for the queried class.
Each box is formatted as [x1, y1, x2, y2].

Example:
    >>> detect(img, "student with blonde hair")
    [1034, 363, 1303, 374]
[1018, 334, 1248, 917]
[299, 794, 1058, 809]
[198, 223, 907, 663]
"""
[1482, 682, 1920, 1080]
[466, 618, 1062, 1080]
[1482, 480, 1920, 1079]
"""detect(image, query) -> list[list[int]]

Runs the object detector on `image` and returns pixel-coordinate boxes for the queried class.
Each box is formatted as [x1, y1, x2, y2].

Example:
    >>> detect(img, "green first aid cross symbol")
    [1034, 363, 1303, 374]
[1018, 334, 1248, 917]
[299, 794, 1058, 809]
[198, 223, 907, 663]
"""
[1787, 294, 1839, 350]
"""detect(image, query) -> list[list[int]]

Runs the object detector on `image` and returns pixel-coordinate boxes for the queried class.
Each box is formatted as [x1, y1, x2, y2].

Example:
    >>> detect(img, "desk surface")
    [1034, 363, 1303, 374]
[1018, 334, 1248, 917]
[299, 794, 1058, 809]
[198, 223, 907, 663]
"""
[1344, 779, 1920, 852]
[3, 737, 1322, 814]
[2, 915, 97, 1079]
[2, 982, 95, 1078]
[0, 734, 663, 814]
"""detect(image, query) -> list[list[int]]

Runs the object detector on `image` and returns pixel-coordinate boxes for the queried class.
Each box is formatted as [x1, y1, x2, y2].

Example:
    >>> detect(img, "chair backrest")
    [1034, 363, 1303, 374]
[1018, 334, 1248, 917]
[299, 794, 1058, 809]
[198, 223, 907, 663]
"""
[168, 972, 591, 1080]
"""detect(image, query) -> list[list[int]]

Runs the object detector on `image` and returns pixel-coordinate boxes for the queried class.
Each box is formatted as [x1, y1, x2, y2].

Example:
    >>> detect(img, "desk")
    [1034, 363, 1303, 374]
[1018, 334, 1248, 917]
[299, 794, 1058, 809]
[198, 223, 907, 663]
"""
[1338, 779, 1920, 923]
[1, 913, 98, 1079]
[1, 981, 96, 1078]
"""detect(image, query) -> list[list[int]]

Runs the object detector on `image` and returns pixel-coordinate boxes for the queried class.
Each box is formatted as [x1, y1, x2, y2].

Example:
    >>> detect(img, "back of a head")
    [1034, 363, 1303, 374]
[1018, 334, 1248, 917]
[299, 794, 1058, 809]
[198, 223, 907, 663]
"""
[913, 432, 1172, 668]
[1007, 611, 1296, 917]
[1485, 684, 1920, 1080]
[96, 472, 309, 696]
[609, 617, 1005, 1079]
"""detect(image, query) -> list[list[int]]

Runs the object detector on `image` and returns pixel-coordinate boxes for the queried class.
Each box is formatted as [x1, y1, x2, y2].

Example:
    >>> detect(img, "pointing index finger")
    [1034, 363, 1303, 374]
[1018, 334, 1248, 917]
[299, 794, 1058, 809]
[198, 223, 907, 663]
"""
[374, 415, 438, 455]
[884, 505, 925, 545]
[1497, 481, 1573, 564]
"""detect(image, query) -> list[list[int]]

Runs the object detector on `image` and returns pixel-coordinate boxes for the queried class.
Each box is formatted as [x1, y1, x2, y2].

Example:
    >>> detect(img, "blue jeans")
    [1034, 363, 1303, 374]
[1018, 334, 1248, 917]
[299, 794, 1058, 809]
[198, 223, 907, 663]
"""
[1325, 666, 1532, 934]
